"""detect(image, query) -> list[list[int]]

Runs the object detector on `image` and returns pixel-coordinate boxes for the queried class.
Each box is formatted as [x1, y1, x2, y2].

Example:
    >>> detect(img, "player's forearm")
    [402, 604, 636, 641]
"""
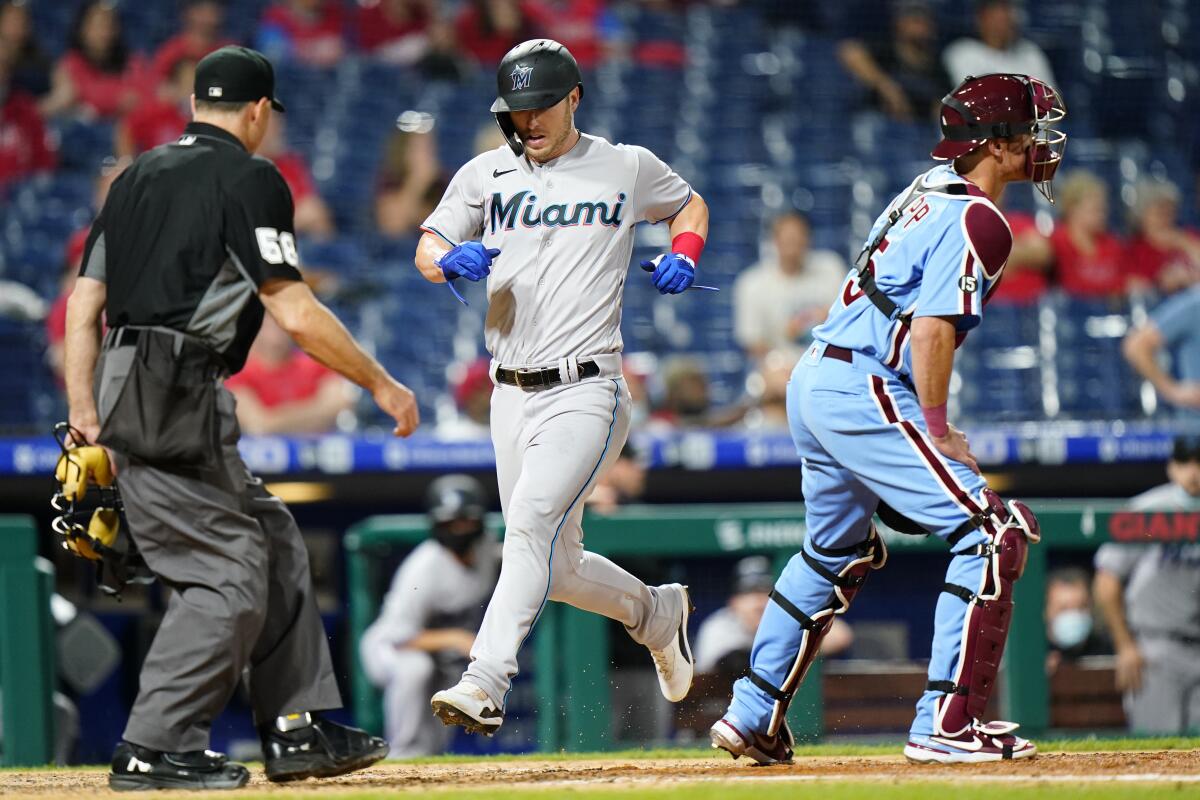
[909, 315, 957, 409]
[415, 233, 449, 283]
[1122, 325, 1173, 394]
[64, 278, 106, 433]
[1093, 570, 1136, 650]
[669, 192, 709, 243]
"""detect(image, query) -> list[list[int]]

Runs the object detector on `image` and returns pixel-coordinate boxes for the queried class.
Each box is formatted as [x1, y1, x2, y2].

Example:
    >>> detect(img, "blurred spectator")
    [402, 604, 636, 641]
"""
[942, 0, 1056, 88]
[1093, 435, 1200, 733]
[1050, 171, 1130, 299]
[695, 556, 852, 675]
[733, 211, 847, 360]
[375, 111, 447, 238]
[1126, 179, 1200, 295]
[416, 18, 469, 81]
[45, 156, 129, 381]
[838, 0, 951, 121]
[437, 357, 493, 440]
[258, 0, 345, 67]
[224, 316, 355, 434]
[740, 348, 799, 432]
[360, 475, 499, 756]
[473, 119, 507, 155]
[40, 0, 145, 119]
[0, 0, 51, 97]
[259, 112, 336, 238]
[357, 0, 431, 64]
[114, 57, 194, 157]
[455, 0, 548, 66]
[650, 356, 744, 429]
[1123, 285, 1200, 415]
[151, 0, 233, 81]
[0, 36, 56, 189]
[990, 207, 1053, 305]
[540, 0, 611, 69]
[1044, 567, 1107, 674]
[586, 443, 646, 514]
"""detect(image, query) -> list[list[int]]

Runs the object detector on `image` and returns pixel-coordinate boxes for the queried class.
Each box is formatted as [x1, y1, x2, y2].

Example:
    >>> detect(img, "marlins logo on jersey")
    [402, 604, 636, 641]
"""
[510, 64, 533, 90]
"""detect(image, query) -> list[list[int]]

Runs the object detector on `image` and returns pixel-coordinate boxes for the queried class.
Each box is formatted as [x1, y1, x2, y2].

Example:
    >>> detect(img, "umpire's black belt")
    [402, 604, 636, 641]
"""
[495, 359, 600, 390]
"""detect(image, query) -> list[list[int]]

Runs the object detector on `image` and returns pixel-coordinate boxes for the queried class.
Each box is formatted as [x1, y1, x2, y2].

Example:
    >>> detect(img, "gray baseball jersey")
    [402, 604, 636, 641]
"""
[421, 134, 692, 366]
[1093, 482, 1200, 639]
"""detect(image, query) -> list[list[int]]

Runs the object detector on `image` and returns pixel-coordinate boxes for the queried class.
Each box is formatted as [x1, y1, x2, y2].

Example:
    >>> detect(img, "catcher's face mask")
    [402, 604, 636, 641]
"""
[51, 423, 150, 597]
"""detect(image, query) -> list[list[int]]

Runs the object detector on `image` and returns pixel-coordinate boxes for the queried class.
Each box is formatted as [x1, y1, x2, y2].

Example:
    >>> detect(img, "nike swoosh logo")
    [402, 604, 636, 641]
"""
[493, 169, 517, 178]
[930, 735, 983, 751]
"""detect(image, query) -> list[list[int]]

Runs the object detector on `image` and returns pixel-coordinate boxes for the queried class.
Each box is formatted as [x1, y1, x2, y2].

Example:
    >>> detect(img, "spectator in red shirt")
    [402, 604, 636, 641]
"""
[436, 357, 493, 440]
[150, 0, 234, 82]
[259, 112, 336, 238]
[225, 315, 355, 435]
[45, 156, 129, 381]
[258, 0, 345, 67]
[1, 0, 51, 97]
[0, 37, 55, 189]
[1050, 170, 1131, 299]
[1125, 178, 1200, 295]
[40, 0, 145, 119]
[114, 57, 194, 157]
[357, 0, 431, 64]
[375, 111, 447, 237]
[455, 0, 548, 66]
[540, 0, 610, 69]
[989, 209, 1053, 305]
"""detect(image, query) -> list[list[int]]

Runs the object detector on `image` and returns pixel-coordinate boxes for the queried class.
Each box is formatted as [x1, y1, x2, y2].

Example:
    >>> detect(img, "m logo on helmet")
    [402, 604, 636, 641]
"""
[510, 64, 533, 91]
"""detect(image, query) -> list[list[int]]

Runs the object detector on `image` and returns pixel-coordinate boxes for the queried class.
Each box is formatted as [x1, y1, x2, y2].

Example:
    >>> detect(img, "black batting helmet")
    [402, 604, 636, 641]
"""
[426, 474, 487, 526]
[491, 39, 583, 157]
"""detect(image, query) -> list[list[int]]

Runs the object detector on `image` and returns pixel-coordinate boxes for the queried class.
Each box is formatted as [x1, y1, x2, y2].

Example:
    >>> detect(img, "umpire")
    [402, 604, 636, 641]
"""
[63, 46, 417, 791]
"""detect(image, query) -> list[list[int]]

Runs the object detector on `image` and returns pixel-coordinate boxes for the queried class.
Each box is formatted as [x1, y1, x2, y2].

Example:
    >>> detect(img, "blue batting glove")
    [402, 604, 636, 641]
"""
[438, 242, 500, 283]
[639, 253, 696, 295]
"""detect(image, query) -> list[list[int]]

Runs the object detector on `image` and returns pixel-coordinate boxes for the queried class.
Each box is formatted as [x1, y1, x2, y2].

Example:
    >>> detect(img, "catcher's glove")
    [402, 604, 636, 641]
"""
[50, 423, 151, 597]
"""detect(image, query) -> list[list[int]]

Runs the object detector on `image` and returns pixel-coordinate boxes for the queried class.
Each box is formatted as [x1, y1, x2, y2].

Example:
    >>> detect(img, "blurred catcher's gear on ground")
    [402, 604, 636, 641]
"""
[50, 422, 150, 597]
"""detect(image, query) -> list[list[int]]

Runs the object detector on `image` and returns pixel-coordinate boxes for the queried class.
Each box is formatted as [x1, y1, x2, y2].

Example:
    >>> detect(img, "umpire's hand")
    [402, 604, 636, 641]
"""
[374, 379, 420, 437]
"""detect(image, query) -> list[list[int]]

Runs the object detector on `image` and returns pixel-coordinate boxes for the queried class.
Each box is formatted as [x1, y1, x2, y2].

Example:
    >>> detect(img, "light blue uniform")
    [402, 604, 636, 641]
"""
[726, 165, 1016, 741]
[1150, 286, 1200, 426]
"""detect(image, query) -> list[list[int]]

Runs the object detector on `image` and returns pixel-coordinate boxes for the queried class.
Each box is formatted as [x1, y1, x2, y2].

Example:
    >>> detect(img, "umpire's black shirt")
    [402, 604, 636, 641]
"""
[80, 121, 302, 373]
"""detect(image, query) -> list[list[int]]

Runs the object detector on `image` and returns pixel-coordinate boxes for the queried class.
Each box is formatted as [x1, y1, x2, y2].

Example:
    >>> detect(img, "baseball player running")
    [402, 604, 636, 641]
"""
[413, 39, 709, 734]
[709, 74, 1067, 764]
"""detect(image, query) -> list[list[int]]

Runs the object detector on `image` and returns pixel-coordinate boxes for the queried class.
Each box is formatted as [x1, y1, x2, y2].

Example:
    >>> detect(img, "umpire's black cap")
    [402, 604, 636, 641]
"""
[194, 45, 286, 112]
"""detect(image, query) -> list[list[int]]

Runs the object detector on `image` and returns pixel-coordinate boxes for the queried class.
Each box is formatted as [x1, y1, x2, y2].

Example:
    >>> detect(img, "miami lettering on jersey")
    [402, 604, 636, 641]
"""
[489, 190, 627, 233]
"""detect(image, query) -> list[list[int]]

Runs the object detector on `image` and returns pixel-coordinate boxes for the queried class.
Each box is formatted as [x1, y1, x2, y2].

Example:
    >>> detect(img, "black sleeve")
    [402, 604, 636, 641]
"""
[78, 205, 108, 282]
[222, 159, 304, 287]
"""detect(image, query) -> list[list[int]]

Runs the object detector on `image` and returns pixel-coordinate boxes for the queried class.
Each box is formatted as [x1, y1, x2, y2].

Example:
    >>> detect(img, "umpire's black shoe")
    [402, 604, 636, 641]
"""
[109, 740, 250, 791]
[261, 713, 389, 782]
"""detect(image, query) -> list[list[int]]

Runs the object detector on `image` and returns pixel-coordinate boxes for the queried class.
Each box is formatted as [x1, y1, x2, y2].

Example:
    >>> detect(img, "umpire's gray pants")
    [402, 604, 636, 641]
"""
[1125, 635, 1200, 734]
[97, 345, 342, 752]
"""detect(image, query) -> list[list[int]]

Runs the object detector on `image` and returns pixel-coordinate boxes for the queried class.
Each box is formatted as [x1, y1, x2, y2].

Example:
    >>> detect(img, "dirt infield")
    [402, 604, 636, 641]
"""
[3, 750, 1200, 798]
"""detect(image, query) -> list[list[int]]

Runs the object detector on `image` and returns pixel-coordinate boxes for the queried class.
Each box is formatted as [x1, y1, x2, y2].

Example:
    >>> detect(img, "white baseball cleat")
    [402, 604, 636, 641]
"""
[430, 681, 503, 736]
[648, 583, 695, 702]
[904, 721, 1037, 763]
[709, 716, 795, 765]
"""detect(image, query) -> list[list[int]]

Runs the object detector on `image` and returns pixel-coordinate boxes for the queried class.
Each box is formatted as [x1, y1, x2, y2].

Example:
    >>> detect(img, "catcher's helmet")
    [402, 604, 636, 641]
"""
[932, 73, 1067, 201]
[426, 474, 487, 525]
[491, 39, 583, 157]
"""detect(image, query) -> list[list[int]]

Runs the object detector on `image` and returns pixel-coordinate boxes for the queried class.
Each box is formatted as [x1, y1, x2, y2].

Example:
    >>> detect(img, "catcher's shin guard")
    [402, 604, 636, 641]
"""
[753, 523, 888, 737]
[931, 490, 1040, 737]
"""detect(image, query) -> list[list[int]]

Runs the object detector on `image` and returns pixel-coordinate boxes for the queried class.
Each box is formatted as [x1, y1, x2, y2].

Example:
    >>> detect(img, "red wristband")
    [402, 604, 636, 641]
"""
[922, 403, 948, 438]
[671, 231, 705, 265]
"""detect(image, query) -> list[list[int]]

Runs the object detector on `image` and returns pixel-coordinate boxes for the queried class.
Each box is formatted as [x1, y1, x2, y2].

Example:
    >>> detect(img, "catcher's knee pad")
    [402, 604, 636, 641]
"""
[752, 523, 888, 736]
[933, 490, 1040, 736]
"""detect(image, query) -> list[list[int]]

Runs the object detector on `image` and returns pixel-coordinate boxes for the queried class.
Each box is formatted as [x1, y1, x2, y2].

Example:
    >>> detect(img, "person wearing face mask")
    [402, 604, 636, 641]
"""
[1093, 436, 1200, 734]
[1044, 568, 1106, 675]
[359, 475, 500, 756]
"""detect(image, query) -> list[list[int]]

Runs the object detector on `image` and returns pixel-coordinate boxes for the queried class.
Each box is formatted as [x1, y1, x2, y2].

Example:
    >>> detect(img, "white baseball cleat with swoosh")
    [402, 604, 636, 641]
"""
[905, 721, 1036, 763]
[647, 584, 695, 702]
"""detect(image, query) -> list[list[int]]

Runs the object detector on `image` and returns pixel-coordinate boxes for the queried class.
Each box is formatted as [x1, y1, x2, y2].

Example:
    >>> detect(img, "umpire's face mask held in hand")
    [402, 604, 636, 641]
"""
[510, 88, 580, 164]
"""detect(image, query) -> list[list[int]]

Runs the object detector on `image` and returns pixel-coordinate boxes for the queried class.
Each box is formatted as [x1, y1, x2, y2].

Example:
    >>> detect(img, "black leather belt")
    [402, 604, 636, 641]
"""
[823, 345, 854, 363]
[495, 359, 600, 390]
[109, 327, 143, 348]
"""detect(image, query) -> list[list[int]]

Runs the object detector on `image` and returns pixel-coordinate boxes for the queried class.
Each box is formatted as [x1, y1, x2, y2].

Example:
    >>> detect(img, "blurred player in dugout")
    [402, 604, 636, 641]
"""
[63, 45, 418, 791]
[1094, 435, 1200, 734]
[361, 475, 499, 757]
